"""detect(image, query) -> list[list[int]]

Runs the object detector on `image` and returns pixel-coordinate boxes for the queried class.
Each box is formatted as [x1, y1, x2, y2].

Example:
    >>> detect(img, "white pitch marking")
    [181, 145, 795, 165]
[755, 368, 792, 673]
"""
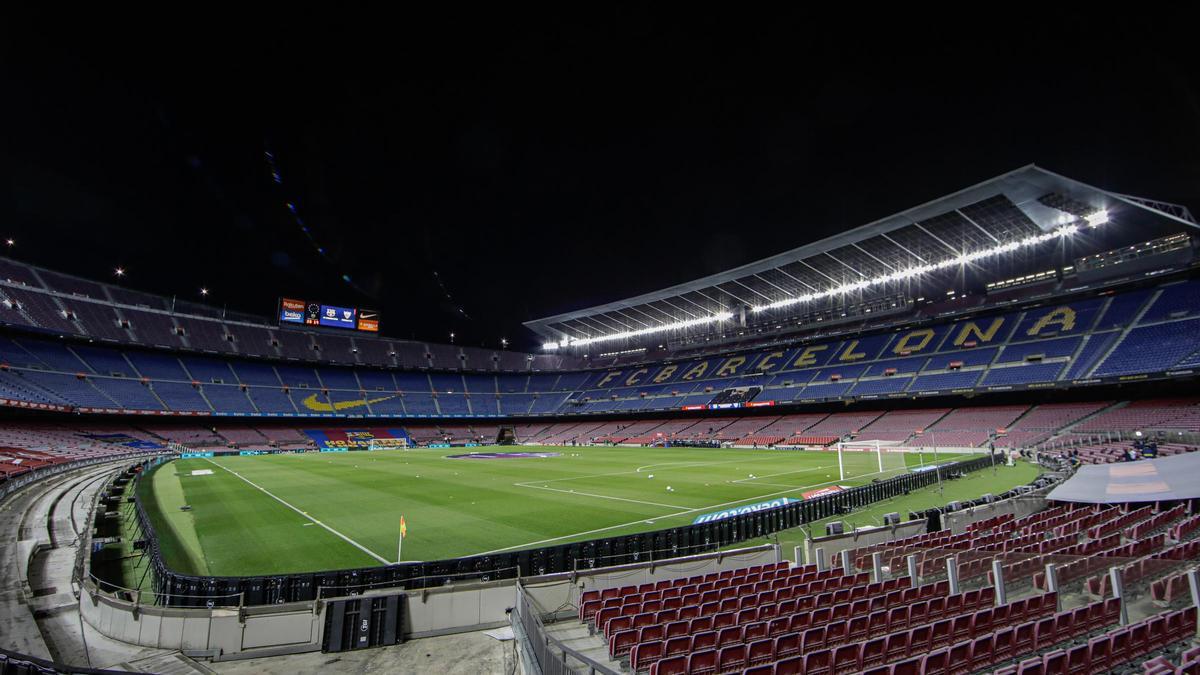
[478, 462, 903, 555]
[730, 464, 836, 483]
[520, 483, 683, 509]
[202, 458, 391, 565]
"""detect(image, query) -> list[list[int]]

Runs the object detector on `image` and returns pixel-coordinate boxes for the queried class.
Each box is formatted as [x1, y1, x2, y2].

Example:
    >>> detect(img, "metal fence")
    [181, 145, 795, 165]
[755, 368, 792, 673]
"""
[513, 581, 619, 675]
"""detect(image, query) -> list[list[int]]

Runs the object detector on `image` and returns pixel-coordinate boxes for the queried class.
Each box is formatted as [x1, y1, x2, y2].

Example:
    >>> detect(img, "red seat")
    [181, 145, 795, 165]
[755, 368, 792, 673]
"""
[664, 635, 691, 658]
[604, 615, 632, 639]
[608, 629, 637, 658]
[1086, 635, 1110, 672]
[803, 648, 832, 675]
[847, 614, 869, 642]
[832, 643, 860, 675]
[970, 633, 994, 671]
[630, 640, 664, 673]
[639, 624, 664, 645]
[775, 632, 800, 659]
[884, 632, 909, 662]
[738, 622, 764, 643]
[717, 644, 746, 674]
[931, 618, 953, 648]
[922, 647, 949, 675]
[1065, 643, 1090, 675]
[1041, 649, 1066, 674]
[825, 620, 847, 647]
[950, 614, 971, 644]
[716, 626, 740, 648]
[773, 655, 802, 675]
[1013, 621, 1035, 654]
[892, 656, 921, 675]
[747, 637, 774, 666]
[1110, 628, 1130, 667]
[1147, 614, 1169, 651]
[1027, 619, 1056, 648]
[993, 626, 1015, 662]
[692, 631, 717, 652]
[947, 640, 971, 675]
[648, 654, 686, 675]
[860, 636, 886, 669]
[690, 616, 713, 634]
[686, 648, 717, 675]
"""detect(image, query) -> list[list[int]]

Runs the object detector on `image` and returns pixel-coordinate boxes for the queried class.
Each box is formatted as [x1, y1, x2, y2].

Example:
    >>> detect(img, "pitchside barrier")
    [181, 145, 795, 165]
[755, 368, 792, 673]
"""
[132, 454, 1000, 608]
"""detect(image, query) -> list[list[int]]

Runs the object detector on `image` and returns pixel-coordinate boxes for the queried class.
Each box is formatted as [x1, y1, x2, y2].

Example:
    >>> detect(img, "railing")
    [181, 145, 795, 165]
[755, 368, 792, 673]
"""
[513, 581, 620, 675]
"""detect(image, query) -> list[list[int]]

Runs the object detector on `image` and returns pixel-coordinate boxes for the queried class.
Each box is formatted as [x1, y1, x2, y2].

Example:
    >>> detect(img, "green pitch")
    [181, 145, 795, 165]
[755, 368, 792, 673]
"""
[137, 445, 1016, 577]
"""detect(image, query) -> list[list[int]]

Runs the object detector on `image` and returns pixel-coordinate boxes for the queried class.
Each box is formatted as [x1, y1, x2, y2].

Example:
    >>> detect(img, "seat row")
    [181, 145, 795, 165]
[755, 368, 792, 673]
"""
[610, 581, 956, 657]
[588, 571, 878, 626]
[645, 593, 1085, 675]
[994, 606, 1197, 675]
[603, 577, 910, 642]
[627, 587, 1010, 672]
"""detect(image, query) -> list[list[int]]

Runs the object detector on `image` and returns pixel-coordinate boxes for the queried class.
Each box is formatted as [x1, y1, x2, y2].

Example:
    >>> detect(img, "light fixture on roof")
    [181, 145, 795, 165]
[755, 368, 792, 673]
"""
[1086, 209, 1109, 226]
[114, 267, 125, 277]
[200, 287, 209, 296]
[4, 238, 12, 247]
[752, 225, 1078, 313]
[548, 311, 734, 350]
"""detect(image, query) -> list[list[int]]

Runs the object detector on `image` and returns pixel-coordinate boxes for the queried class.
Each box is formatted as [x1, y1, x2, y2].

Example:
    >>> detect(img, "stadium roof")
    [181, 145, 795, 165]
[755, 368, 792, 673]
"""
[1047, 452, 1200, 504]
[525, 165, 1197, 348]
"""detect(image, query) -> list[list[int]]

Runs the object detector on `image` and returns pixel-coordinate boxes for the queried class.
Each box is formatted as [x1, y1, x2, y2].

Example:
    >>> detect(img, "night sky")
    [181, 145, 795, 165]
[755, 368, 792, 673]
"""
[2, 13, 1198, 350]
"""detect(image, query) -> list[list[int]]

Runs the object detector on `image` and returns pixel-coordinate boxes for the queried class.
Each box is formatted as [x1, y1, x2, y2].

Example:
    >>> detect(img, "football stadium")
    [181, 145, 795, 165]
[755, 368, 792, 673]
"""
[4, 19, 1200, 675]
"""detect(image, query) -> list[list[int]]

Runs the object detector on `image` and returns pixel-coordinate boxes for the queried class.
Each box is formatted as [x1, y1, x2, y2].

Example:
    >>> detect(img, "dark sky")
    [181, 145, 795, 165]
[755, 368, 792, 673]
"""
[2, 12, 1198, 350]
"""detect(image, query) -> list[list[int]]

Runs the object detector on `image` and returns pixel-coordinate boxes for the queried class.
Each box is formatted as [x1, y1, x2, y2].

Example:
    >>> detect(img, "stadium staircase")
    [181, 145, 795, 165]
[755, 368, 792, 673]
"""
[1058, 401, 1129, 435]
[1083, 288, 1162, 379]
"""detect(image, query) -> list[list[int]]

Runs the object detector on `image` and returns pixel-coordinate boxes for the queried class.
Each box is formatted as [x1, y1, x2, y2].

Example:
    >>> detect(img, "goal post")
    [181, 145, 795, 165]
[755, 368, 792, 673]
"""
[836, 440, 909, 481]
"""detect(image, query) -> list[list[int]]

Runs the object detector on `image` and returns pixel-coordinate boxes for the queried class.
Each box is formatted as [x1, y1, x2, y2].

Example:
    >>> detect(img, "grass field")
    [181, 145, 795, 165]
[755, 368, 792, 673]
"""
[135, 445, 1034, 577]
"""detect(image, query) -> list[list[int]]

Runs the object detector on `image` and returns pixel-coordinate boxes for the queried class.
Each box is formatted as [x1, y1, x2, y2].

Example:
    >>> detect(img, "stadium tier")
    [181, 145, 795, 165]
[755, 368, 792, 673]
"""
[3, 278, 1200, 418]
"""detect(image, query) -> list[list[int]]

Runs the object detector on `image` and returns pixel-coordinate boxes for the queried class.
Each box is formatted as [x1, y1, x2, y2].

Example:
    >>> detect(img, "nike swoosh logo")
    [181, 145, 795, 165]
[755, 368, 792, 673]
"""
[300, 393, 395, 412]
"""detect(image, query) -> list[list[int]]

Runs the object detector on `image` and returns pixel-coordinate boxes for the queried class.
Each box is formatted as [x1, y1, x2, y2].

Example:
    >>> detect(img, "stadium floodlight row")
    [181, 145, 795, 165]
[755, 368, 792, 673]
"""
[525, 165, 1198, 355]
[2, 275, 1200, 418]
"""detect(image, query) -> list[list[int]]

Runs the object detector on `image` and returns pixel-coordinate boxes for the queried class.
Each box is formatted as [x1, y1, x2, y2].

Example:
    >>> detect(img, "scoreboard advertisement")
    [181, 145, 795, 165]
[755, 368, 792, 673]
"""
[279, 298, 380, 333]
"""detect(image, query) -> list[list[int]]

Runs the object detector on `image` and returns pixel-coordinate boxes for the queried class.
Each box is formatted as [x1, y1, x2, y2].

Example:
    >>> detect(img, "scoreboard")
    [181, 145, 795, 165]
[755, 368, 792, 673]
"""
[279, 298, 380, 333]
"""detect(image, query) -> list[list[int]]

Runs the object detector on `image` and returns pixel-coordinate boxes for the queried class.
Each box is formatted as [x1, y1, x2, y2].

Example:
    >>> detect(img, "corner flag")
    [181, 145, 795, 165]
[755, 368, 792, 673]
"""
[397, 516, 408, 563]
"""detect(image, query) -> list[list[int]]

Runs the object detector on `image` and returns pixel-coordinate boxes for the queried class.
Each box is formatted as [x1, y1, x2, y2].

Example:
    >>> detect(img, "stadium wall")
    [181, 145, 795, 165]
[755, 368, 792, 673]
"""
[77, 544, 778, 659]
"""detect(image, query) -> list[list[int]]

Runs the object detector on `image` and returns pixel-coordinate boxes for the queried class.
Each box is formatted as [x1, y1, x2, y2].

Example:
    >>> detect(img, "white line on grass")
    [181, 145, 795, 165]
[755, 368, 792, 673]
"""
[519, 484, 684, 509]
[202, 458, 392, 566]
[518, 453, 800, 488]
[478, 461, 904, 555]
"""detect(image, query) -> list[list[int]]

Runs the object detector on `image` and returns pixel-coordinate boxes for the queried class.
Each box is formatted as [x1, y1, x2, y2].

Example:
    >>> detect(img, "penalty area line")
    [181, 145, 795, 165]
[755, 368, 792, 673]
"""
[202, 458, 392, 566]
[476, 462, 906, 556]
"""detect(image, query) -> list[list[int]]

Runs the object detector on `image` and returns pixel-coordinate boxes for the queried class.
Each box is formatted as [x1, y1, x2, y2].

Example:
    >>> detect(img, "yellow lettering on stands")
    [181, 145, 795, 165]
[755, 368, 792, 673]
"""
[893, 329, 935, 354]
[1027, 307, 1076, 335]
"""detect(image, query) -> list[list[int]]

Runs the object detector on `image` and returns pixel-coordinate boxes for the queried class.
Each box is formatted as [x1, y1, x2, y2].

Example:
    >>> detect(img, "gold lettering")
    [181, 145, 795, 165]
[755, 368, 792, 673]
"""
[839, 340, 867, 362]
[625, 369, 648, 386]
[1027, 307, 1076, 336]
[893, 329, 935, 354]
[793, 345, 828, 368]
[595, 371, 621, 388]
[652, 365, 678, 383]
[954, 318, 1005, 345]
[715, 356, 746, 377]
